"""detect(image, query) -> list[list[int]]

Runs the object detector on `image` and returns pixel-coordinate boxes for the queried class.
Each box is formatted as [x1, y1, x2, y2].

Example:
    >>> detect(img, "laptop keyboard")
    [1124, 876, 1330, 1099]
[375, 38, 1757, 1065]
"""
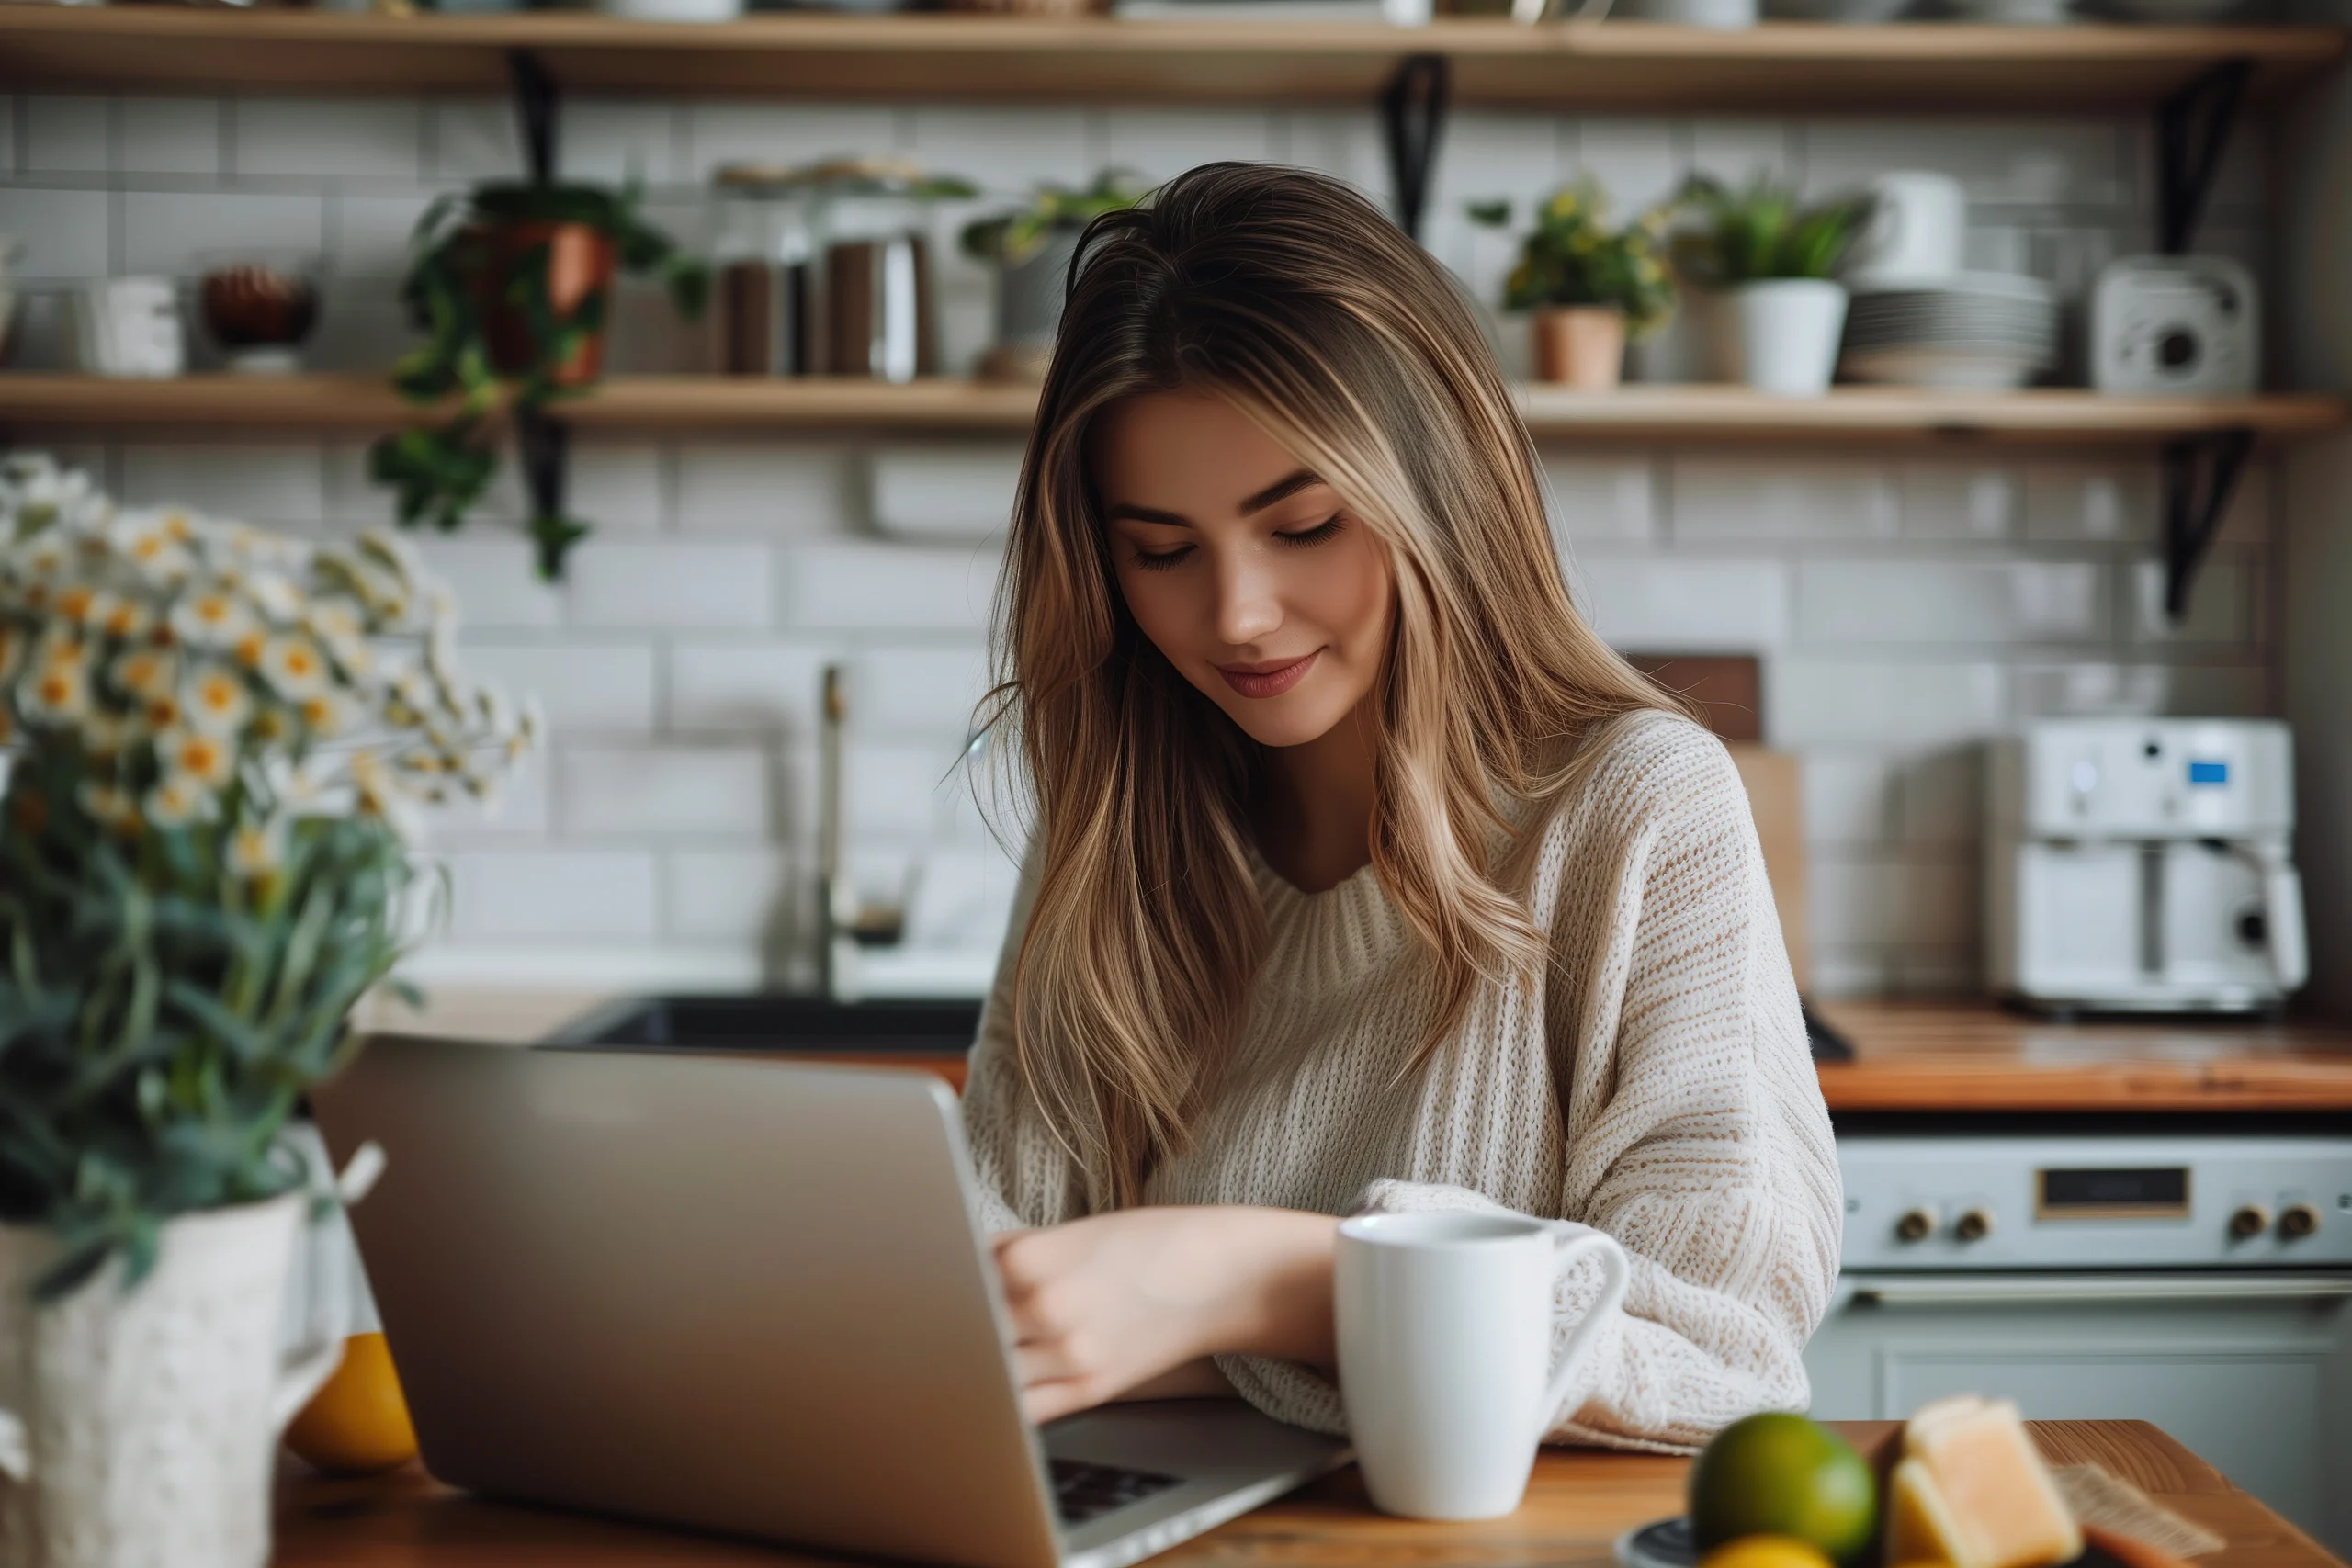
[1050, 1459, 1184, 1526]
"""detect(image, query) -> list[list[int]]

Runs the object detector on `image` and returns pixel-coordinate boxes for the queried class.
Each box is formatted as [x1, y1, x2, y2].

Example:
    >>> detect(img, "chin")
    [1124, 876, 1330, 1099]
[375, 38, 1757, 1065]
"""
[1204, 684, 1358, 750]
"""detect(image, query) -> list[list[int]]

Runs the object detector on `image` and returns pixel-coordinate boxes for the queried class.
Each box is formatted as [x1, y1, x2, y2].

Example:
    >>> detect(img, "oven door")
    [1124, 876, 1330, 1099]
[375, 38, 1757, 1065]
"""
[1804, 1271, 2352, 1552]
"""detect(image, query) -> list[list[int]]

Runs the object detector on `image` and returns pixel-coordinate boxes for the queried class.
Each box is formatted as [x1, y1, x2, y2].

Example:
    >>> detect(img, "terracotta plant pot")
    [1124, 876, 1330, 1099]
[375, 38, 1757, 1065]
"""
[474, 220, 618, 387]
[1533, 306, 1627, 389]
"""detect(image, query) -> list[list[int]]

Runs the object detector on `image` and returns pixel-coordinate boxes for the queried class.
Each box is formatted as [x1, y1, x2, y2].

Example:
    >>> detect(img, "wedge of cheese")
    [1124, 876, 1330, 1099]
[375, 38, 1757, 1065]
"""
[1885, 1397, 2083, 1568]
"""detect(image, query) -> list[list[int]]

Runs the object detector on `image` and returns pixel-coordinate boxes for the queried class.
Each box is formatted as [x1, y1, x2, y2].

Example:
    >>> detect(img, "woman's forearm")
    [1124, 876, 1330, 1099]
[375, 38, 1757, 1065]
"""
[1211, 1208, 1340, 1369]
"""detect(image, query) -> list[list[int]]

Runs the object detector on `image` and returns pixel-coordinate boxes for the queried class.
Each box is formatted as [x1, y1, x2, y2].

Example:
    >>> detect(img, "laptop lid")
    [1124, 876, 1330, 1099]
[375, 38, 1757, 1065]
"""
[311, 1035, 1064, 1568]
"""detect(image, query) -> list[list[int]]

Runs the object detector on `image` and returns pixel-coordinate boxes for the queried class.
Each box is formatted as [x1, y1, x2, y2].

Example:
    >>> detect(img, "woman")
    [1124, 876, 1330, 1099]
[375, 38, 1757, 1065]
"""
[964, 162, 1839, 1454]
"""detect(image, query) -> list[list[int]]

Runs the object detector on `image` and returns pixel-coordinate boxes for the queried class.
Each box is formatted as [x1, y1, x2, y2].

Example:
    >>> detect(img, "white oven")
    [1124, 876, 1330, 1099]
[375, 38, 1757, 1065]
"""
[1804, 1126, 2352, 1553]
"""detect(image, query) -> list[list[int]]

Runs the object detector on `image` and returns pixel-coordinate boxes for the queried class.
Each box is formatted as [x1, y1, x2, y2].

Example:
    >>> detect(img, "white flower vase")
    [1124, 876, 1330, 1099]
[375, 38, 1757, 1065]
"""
[0, 1190, 351, 1568]
[1718, 278, 1849, 396]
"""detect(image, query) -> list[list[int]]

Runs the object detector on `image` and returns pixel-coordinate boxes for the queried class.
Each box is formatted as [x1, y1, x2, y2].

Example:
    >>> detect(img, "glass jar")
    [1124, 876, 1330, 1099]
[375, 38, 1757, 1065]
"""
[807, 164, 937, 384]
[707, 163, 823, 377]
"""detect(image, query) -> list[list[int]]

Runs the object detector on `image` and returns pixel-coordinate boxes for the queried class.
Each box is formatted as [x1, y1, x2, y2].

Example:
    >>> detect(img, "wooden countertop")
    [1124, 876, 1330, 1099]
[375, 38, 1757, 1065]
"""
[1812, 999, 2352, 1114]
[273, 1419, 2337, 1568]
[363, 989, 2352, 1116]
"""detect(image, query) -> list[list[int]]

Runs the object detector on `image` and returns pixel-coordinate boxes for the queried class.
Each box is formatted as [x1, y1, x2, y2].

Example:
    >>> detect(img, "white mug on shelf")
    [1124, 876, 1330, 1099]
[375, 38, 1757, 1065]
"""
[1849, 170, 1968, 286]
[69, 276, 184, 379]
[1335, 1211, 1630, 1521]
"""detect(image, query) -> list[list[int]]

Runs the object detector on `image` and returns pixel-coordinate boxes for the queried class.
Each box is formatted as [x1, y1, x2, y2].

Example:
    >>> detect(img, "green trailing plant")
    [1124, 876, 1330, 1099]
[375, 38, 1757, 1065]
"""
[1467, 182, 1679, 339]
[0, 456, 537, 1299]
[959, 168, 1151, 266]
[369, 181, 707, 581]
[1672, 174, 1872, 287]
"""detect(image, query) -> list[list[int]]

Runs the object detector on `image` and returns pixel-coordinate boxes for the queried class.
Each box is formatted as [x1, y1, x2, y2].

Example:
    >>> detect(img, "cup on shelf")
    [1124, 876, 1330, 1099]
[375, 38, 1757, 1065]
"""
[1847, 171, 1968, 288]
[69, 277, 185, 379]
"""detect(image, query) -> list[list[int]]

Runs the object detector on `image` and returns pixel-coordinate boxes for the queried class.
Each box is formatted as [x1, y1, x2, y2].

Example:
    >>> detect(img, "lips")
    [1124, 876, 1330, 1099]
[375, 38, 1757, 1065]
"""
[1216, 650, 1319, 699]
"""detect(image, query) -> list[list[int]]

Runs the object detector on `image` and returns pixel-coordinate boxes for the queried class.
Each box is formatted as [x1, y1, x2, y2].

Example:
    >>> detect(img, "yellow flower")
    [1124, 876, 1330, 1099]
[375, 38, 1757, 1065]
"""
[0, 625, 22, 683]
[182, 663, 253, 735]
[107, 515, 194, 584]
[143, 773, 212, 830]
[92, 594, 152, 643]
[227, 814, 288, 880]
[112, 647, 178, 703]
[258, 635, 330, 700]
[299, 690, 357, 738]
[252, 705, 295, 744]
[76, 780, 140, 836]
[171, 587, 262, 651]
[19, 652, 91, 726]
[79, 708, 135, 761]
[55, 583, 98, 626]
[154, 725, 235, 790]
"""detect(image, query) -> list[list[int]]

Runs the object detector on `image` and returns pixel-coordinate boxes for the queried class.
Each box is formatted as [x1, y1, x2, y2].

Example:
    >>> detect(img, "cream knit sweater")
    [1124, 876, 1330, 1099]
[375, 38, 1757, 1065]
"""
[961, 712, 1842, 1453]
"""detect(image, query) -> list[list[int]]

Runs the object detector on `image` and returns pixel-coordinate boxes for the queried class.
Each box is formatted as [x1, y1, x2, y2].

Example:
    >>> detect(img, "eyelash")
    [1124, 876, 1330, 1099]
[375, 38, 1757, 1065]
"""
[1126, 516, 1347, 573]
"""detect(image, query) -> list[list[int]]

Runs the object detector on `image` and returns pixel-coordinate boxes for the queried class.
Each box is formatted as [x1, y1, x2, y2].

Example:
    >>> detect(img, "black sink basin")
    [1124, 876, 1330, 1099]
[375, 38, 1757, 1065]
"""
[546, 993, 983, 1056]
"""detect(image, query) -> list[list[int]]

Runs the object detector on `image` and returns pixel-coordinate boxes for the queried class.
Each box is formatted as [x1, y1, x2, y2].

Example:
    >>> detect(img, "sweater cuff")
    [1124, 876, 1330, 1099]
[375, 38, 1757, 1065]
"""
[1346, 1179, 1628, 1440]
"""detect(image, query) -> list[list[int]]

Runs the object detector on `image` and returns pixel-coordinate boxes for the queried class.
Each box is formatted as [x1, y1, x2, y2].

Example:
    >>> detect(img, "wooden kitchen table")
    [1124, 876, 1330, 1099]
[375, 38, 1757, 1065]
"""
[273, 1420, 2341, 1568]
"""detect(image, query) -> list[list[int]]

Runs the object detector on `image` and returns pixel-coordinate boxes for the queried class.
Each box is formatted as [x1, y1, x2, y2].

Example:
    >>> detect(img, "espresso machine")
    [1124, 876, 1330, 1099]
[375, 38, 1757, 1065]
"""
[1984, 718, 2308, 1014]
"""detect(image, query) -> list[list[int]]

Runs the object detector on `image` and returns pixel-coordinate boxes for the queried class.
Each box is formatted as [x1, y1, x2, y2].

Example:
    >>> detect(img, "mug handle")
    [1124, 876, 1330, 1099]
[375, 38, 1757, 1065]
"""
[1532, 1229, 1631, 1448]
[268, 1140, 386, 1431]
[0, 1408, 26, 1483]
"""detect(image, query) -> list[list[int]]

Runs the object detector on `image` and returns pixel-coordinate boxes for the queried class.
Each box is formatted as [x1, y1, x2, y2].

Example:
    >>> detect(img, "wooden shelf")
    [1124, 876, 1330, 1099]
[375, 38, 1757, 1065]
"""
[0, 9, 2337, 111]
[0, 374, 2341, 444]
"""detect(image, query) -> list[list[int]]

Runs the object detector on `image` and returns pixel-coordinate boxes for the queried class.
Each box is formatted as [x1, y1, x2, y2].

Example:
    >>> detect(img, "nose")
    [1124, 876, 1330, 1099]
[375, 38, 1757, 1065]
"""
[1211, 547, 1283, 649]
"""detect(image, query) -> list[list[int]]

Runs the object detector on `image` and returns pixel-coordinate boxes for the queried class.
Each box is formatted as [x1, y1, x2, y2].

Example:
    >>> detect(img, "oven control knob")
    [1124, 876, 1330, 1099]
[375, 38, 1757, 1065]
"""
[2279, 1203, 2323, 1241]
[1894, 1208, 1938, 1243]
[2229, 1204, 2272, 1240]
[1953, 1208, 1994, 1244]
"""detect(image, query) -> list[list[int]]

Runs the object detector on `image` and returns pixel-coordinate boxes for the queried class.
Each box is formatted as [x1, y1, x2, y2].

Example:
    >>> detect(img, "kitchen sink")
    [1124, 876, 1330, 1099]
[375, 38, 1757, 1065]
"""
[545, 993, 983, 1056]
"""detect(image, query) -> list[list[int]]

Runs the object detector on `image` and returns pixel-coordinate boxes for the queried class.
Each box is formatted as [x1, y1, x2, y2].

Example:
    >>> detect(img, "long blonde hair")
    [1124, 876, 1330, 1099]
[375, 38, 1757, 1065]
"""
[989, 163, 1683, 1208]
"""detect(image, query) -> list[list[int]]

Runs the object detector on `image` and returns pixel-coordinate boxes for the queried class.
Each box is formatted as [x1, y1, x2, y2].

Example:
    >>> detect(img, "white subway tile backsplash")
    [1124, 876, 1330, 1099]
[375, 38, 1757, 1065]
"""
[1795, 560, 2106, 645]
[1569, 119, 1679, 215]
[1901, 463, 2018, 540]
[332, 192, 435, 282]
[569, 442, 668, 533]
[447, 849, 660, 942]
[413, 539, 565, 631]
[429, 98, 519, 182]
[869, 442, 1023, 540]
[123, 190, 325, 277]
[1274, 109, 1387, 204]
[780, 543, 1000, 633]
[1801, 751, 1896, 846]
[850, 644, 991, 735]
[684, 103, 896, 179]
[119, 98, 221, 177]
[1670, 457, 1900, 541]
[232, 97, 423, 181]
[568, 99, 683, 185]
[2008, 660, 2268, 719]
[1895, 747, 1983, 847]
[0, 187, 110, 280]
[2023, 461, 2154, 542]
[1800, 119, 2126, 206]
[908, 107, 1092, 189]
[1687, 120, 1792, 189]
[26, 96, 109, 175]
[663, 848, 795, 945]
[119, 441, 325, 524]
[568, 541, 774, 628]
[462, 641, 660, 734]
[675, 442, 857, 536]
[668, 639, 837, 735]
[1543, 454, 1657, 545]
[1577, 557, 1790, 649]
[1101, 108, 1273, 181]
[2131, 553, 2253, 647]
[424, 751, 552, 841]
[1771, 659, 2007, 748]
[845, 737, 967, 842]
[560, 746, 769, 837]
[1433, 111, 1568, 217]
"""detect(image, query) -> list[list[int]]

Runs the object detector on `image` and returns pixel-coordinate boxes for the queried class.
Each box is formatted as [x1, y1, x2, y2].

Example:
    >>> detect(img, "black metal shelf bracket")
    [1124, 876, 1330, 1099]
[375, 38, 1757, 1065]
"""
[2156, 58, 2251, 254]
[2161, 427, 2254, 623]
[504, 47, 573, 568]
[509, 48, 560, 187]
[1381, 52, 1451, 242]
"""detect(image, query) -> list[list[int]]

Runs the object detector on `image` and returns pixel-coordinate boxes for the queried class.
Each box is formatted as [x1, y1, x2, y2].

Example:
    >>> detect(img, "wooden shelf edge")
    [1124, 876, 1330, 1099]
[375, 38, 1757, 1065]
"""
[0, 375, 2339, 444]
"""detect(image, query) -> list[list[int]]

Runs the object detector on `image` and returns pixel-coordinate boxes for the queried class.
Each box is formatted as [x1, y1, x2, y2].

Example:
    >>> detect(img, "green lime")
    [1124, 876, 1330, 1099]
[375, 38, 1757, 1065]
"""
[1687, 1413, 1877, 1563]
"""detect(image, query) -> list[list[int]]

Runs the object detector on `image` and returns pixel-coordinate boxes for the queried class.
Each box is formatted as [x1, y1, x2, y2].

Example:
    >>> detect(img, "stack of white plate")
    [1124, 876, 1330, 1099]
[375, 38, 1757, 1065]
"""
[1839, 273, 2061, 390]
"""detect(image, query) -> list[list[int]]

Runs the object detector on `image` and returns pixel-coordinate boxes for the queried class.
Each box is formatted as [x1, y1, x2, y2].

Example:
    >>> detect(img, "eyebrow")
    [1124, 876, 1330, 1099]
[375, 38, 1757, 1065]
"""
[1103, 469, 1329, 530]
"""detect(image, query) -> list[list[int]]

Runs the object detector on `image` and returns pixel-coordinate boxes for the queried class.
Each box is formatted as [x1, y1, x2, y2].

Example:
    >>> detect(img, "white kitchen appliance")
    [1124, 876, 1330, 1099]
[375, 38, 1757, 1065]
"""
[2090, 254, 2260, 397]
[1808, 1126, 2352, 1551]
[1985, 718, 2308, 1014]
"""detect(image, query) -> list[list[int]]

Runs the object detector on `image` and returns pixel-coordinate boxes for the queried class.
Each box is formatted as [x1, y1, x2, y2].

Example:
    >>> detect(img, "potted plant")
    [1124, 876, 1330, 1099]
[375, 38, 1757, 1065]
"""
[1468, 183, 1678, 390]
[368, 180, 706, 580]
[959, 169, 1149, 382]
[1674, 174, 1871, 396]
[0, 454, 535, 1568]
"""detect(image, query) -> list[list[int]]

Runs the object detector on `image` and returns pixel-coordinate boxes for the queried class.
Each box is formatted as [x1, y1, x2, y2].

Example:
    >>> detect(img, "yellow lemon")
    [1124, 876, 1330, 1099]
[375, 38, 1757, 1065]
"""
[284, 1331, 419, 1475]
[1688, 1413, 1878, 1562]
[1697, 1536, 1839, 1568]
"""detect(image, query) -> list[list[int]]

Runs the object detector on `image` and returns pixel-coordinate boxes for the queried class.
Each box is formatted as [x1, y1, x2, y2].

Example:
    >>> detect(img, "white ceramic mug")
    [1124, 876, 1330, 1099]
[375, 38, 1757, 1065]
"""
[1335, 1212, 1630, 1520]
[1849, 171, 1967, 285]
[69, 276, 184, 378]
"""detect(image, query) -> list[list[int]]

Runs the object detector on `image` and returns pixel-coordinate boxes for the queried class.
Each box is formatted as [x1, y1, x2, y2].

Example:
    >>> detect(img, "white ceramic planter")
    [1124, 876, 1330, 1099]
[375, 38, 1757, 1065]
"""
[0, 1192, 349, 1568]
[1718, 278, 1849, 396]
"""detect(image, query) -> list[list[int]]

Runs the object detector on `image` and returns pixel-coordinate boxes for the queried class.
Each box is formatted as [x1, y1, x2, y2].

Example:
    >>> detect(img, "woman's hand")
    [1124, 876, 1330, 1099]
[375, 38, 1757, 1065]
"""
[993, 1205, 1339, 1425]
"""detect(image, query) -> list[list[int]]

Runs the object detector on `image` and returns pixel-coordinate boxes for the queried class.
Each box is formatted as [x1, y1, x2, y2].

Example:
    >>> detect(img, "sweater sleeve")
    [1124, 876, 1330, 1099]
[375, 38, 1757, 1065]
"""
[1223, 724, 1842, 1452]
[960, 840, 1088, 1234]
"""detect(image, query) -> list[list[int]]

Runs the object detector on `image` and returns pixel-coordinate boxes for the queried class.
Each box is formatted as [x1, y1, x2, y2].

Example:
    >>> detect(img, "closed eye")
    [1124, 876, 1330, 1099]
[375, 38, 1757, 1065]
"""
[1129, 544, 1193, 572]
[1274, 516, 1346, 547]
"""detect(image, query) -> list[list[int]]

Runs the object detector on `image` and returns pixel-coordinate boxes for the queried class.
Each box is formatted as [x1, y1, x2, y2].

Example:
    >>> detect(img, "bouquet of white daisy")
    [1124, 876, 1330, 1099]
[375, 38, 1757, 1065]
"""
[0, 453, 537, 1296]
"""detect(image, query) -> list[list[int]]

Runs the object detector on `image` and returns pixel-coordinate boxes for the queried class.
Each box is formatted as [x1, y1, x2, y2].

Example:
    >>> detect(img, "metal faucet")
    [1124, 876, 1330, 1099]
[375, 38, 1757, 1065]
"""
[817, 663, 904, 1001]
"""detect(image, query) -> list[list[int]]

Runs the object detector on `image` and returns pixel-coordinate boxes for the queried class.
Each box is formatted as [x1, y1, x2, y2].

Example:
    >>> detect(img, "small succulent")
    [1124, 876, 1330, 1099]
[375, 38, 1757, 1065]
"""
[1671, 174, 1872, 287]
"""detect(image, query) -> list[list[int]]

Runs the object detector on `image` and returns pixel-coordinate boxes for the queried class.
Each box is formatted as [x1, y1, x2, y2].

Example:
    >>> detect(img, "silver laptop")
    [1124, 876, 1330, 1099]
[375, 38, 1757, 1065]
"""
[311, 1035, 1347, 1568]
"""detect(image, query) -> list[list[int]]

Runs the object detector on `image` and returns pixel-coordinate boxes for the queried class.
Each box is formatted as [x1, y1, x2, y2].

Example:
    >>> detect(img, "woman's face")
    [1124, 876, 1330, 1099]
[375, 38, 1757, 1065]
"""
[1091, 390, 1396, 751]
